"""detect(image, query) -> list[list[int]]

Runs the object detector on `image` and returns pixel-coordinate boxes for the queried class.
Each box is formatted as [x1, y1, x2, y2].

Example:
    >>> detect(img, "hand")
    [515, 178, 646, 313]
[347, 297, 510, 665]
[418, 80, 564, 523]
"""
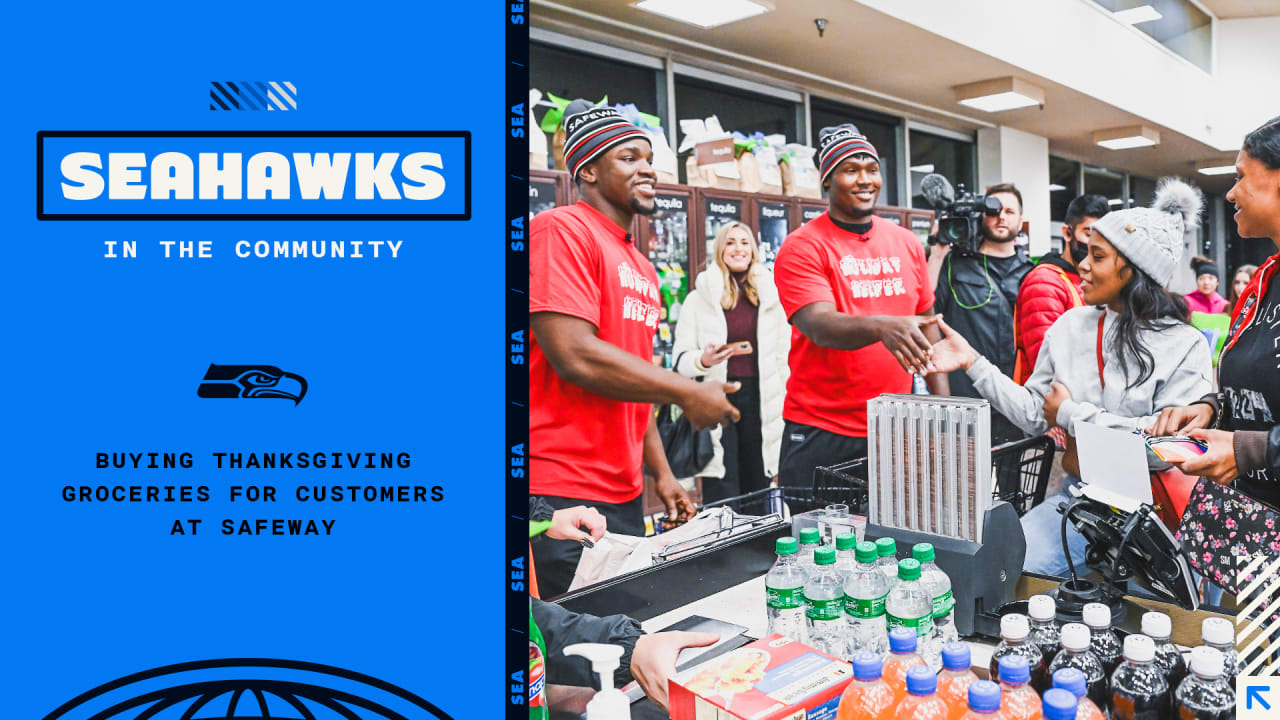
[699, 343, 736, 370]
[655, 473, 696, 523]
[877, 315, 939, 375]
[630, 631, 719, 711]
[1178, 429, 1238, 485]
[1146, 403, 1214, 437]
[1042, 381, 1073, 429]
[546, 506, 607, 543]
[679, 380, 741, 430]
[928, 315, 976, 374]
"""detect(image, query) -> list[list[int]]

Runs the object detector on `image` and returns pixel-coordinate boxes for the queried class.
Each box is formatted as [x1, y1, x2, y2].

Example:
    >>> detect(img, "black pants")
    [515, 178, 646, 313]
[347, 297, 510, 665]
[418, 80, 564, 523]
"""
[529, 493, 644, 599]
[703, 376, 767, 504]
[778, 420, 869, 487]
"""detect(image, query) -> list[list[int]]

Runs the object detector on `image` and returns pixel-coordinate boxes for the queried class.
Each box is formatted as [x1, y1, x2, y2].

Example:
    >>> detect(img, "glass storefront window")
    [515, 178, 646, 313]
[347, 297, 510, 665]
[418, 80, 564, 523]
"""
[1049, 156, 1081, 224]
[1084, 166, 1125, 210]
[810, 98, 900, 206]
[909, 130, 975, 209]
[1091, 0, 1212, 72]
[1129, 175, 1157, 208]
[674, 75, 798, 185]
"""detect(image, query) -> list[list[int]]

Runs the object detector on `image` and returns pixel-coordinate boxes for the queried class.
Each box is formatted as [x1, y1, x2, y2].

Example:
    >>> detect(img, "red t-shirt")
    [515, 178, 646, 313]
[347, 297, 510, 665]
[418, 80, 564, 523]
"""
[529, 201, 661, 504]
[773, 213, 934, 437]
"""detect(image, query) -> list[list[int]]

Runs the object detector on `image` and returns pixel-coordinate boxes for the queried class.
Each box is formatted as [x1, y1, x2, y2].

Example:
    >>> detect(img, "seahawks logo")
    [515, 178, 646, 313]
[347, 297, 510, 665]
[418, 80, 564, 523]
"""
[197, 364, 308, 405]
[43, 658, 454, 720]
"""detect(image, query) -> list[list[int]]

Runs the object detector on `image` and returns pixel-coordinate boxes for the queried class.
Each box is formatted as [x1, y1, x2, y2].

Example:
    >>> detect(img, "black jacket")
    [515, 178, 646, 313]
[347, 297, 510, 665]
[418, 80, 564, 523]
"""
[532, 598, 644, 689]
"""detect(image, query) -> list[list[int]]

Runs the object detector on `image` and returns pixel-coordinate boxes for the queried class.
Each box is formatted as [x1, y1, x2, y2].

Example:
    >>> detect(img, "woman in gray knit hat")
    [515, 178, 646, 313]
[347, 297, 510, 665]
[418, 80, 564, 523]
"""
[930, 177, 1213, 575]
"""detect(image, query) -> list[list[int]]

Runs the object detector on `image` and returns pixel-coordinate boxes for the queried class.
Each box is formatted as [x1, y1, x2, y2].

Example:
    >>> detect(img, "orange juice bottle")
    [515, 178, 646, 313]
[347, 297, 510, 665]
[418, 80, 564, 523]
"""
[894, 665, 950, 720]
[838, 652, 897, 720]
[937, 642, 979, 720]
[884, 627, 928, 704]
[996, 655, 1042, 720]
[1050, 668, 1106, 720]
[959, 680, 1006, 720]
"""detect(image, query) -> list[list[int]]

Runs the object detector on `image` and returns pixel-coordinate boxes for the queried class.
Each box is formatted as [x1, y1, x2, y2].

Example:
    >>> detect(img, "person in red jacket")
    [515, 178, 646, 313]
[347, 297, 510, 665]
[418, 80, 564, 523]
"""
[1012, 194, 1109, 384]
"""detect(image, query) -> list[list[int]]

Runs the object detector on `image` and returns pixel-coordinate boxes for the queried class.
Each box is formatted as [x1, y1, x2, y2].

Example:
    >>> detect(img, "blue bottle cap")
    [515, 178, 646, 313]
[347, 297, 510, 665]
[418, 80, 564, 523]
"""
[905, 665, 936, 695]
[1052, 667, 1087, 698]
[942, 642, 971, 670]
[889, 627, 917, 653]
[967, 680, 1002, 712]
[997, 654, 1029, 684]
[1042, 688, 1079, 720]
[853, 652, 883, 680]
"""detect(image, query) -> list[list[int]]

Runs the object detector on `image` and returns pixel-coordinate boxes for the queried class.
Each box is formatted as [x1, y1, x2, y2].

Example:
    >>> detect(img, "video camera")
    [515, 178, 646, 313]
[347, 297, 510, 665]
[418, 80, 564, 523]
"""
[919, 173, 1003, 252]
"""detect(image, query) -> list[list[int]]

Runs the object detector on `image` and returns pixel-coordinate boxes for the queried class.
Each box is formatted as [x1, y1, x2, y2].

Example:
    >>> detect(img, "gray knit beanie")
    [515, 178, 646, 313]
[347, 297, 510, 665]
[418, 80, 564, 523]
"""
[1090, 177, 1203, 287]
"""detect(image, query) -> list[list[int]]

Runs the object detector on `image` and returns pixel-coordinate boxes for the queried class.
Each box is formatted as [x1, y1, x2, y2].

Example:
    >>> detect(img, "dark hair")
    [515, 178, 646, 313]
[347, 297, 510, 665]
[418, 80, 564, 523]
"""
[1243, 115, 1280, 170]
[986, 183, 1022, 212]
[1065, 194, 1109, 227]
[1112, 262, 1189, 389]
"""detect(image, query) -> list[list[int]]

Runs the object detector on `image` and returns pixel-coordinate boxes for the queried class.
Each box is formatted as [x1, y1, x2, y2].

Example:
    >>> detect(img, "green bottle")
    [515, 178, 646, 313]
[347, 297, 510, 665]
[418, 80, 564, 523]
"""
[529, 603, 548, 719]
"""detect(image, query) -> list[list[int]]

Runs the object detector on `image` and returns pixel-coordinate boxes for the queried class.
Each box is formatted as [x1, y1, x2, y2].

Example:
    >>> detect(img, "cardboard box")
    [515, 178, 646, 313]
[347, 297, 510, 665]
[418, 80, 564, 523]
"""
[669, 634, 853, 720]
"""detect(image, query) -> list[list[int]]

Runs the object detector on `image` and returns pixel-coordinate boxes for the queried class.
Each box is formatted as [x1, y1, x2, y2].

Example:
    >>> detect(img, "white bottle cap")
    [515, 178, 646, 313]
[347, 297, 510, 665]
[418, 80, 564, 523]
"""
[1202, 617, 1234, 646]
[1123, 634, 1155, 663]
[1060, 623, 1091, 651]
[1141, 612, 1172, 640]
[1028, 595, 1056, 622]
[1001, 613, 1031, 641]
[1082, 603, 1111, 629]
[1190, 646, 1225, 678]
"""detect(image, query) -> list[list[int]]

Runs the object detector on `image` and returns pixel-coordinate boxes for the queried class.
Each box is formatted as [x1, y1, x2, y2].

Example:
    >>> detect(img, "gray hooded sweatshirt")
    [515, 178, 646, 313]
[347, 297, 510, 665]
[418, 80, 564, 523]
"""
[966, 305, 1212, 437]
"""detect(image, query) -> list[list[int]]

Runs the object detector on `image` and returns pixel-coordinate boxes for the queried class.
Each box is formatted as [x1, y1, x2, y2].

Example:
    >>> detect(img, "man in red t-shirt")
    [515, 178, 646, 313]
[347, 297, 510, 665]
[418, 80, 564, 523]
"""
[529, 102, 740, 596]
[773, 123, 949, 486]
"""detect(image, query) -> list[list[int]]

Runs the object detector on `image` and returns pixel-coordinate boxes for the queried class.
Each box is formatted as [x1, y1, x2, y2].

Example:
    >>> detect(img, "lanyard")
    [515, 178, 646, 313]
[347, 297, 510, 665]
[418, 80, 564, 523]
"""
[1096, 310, 1106, 390]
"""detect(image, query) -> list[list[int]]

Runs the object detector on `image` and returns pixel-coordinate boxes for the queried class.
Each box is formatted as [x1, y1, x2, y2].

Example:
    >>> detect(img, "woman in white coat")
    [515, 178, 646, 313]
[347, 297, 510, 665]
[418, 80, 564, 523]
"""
[673, 221, 791, 502]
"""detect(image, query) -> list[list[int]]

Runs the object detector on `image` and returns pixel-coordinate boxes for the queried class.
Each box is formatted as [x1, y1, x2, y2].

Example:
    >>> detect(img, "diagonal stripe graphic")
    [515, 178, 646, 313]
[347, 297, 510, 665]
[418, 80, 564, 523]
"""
[1237, 553, 1280, 677]
[210, 81, 240, 110]
[209, 90, 231, 111]
[208, 81, 296, 111]
[269, 81, 297, 109]
[229, 81, 260, 110]
[240, 81, 268, 110]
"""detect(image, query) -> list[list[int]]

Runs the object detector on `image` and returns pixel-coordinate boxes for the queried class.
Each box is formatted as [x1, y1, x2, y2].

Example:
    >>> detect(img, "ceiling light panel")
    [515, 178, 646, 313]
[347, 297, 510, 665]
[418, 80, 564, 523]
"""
[1093, 125, 1160, 150]
[1114, 5, 1163, 24]
[632, 0, 773, 28]
[954, 77, 1045, 113]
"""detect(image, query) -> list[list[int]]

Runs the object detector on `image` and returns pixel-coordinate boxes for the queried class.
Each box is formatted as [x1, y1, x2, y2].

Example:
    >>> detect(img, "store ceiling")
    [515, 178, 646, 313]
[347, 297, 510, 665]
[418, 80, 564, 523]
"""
[1199, 0, 1280, 18]
[533, 0, 1246, 193]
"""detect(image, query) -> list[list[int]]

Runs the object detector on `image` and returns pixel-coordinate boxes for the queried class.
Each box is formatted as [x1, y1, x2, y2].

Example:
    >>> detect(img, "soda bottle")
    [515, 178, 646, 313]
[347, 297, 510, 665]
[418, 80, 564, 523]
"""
[846, 540, 891, 658]
[894, 665, 950, 720]
[1109, 634, 1169, 720]
[1051, 668, 1106, 720]
[995, 655, 1042, 720]
[835, 532, 860, 582]
[937, 643, 979, 720]
[1081, 603, 1123, 678]
[1048, 623, 1108, 711]
[799, 527, 822, 576]
[914, 543, 957, 666]
[887, 559, 938, 667]
[876, 537, 901, 589]
[766, 537, 808, 643]
[806, 547, 848, 658]
[989, 614, 1047, 694]
[838, 652, 898, 720]
[1174, 646, 1234, 720]
[884, 626, 928, 704]
[529, 604, 549, 720]
[1027, 595, 1061, 663]
[1143, 612, 1187, 696]
[1041, 688, 1079, 720]
[1199, 618, 1239, 685]
[959, 680, 1005, 720]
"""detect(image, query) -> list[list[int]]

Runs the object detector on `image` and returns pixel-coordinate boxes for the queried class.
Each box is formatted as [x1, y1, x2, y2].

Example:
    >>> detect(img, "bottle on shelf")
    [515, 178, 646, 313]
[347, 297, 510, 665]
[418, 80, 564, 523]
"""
[936, 643, 978, 720]
[838, 652, 898, 720]
[958, 680, 1004, 720]
[1199, 617, 1240, 685]
[798, 527, 822, 576]
[1108, 634, 1170, 720]
[835, 532, 860, 583]
[765, 536, 807, 643]
[886, 559, 938, 668]
[1048, 624, 1109, 714]
[1081, 603, 1123, 678]
[893, 665, 950, 720]
[845, 540, 891, 659]
[914, 543, 958, 666]
[989, 614, 1047, 694]
[1142, 611, 1188, 696]
[1027, 595, 1061, 663]
[1041, 688, 1079, 720]
[884, 627, 928, 705]
[806, 547, 848, 659]
[1050, 668, 1106, 720]
[876, 537, 901, 588]
[1174, 646, 1235, 720]
[995, 655, 1042, 720]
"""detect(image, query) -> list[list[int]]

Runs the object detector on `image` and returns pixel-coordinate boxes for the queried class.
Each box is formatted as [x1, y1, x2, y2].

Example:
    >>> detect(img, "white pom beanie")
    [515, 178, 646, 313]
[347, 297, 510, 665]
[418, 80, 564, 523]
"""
[1090, 177, 1204, 287]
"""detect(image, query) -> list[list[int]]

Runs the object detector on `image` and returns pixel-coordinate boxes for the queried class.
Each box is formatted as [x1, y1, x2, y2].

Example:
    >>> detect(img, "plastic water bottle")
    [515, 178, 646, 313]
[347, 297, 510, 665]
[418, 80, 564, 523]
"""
[914, 543, 957, 663]
[1042, 688, 1079, 720]
[1200, 617, 1239, 685]
[806, 546, 847, 658]
[883, 627, 927, 704]
[959, 680, 1005, 720]
[1082, 603, 1123, 678]
[1174, 646, 1235, 720]
[876, 537, 901, 589]
[798, 527, 821, 576]
[1109, 634, 1169, 720]
[765, 536, 807, 643]
[835, 532, 860, 582]
[886, 559, 937, 667]
[989, 614, 1046, 693]
[837, 652, 897, 720]
[1142, 611, 1187, 695]
[1048, 623, 1109, 712]
[936, 643, 978, 720]
[894, 665, 950, 720]
[845, 540, 891, 658]
[996, 656, 1042, 720]
[1028, 595, 1061, 662]
[1052, 668, 1106, 720]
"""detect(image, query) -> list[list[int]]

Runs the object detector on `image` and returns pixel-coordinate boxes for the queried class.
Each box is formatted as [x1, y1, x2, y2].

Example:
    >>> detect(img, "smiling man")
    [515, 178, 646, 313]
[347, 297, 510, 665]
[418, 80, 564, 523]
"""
[773, 123, 948, 485]
[528, 101, 739, 597]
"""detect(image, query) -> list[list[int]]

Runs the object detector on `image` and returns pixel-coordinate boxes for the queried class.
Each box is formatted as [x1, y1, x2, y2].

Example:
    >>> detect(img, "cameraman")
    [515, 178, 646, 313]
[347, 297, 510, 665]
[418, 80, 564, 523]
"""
[932, 183, 1032, 443]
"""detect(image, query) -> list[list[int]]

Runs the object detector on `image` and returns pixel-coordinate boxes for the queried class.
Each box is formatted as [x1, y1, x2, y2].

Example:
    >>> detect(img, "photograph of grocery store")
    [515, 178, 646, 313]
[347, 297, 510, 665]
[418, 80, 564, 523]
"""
[523, 1, 1279, 717]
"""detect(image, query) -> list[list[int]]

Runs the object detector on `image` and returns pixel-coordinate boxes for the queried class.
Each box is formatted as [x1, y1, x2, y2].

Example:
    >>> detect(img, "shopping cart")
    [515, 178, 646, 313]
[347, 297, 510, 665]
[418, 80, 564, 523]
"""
[989, 434, 1055, 516]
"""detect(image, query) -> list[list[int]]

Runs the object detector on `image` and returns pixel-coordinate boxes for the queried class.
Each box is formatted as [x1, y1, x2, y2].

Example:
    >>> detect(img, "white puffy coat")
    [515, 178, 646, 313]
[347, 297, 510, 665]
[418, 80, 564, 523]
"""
[672, 263, 790, 479]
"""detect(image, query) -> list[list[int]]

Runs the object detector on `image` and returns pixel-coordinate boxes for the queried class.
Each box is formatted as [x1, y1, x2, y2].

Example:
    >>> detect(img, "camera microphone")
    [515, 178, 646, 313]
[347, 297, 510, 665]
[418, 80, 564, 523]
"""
[920, 173, 955, 210]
